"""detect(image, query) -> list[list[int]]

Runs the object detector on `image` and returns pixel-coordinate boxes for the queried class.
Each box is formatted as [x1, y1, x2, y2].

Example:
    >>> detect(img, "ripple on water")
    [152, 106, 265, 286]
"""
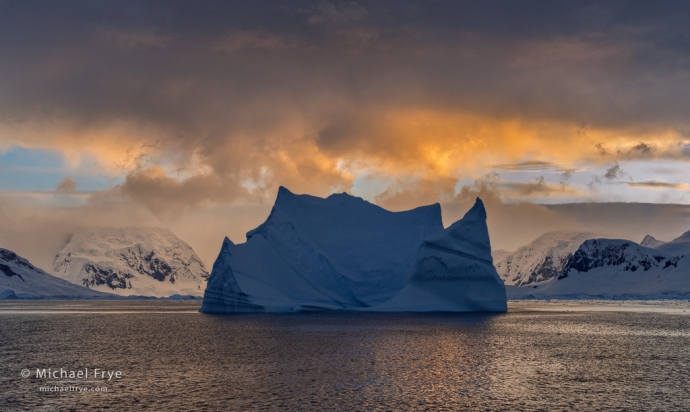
[1, 301, 689, 410]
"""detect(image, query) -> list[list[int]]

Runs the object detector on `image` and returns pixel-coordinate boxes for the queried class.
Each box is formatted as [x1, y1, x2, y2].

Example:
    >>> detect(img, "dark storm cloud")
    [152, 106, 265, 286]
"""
[626, 180, 688, 189]
[604, 162, 625, 180]
[2, 0, 690, 215]
[3, 0, 690, 127]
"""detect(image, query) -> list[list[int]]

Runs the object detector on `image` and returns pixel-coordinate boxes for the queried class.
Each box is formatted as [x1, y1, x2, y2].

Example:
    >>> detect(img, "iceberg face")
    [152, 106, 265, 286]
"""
[53, 227, 209, 297]
[201, 188, 507, 313]
[374, 198, 507, 312]
[1, 248, 111, 299]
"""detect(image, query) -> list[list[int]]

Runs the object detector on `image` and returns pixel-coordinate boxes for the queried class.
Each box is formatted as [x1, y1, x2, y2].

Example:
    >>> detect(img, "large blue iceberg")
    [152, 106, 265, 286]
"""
[200, 187, 506, 313]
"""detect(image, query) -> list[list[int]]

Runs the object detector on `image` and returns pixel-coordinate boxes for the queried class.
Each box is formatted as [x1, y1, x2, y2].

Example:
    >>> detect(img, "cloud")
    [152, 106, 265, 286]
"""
[588, 162, 626, 189]
[682, 144, 690, 157]
[501, 176, 582, 198]
[374, 172, 580, 215]
[0, 193, 156, 270]
[501, 176, 547, 197]
[491, 160, 557, 172]
[439, 176, 585, 251]
[626, 180, 689, 189]
[595, 143, 609, 157]
[374, 175, 458, 211]
[1, 1, 690, 218]
[628, 142, 656, 157]
[214, 30, 293, 53]
[114, 167, 250, 219]
[305, 1, 368, 25]
[604, 162, 625, 180]
[4, 1, 690, 276]
[96, 28, 172, 50]
[55, 177, 76, 194]
[558, 168, 576, 186]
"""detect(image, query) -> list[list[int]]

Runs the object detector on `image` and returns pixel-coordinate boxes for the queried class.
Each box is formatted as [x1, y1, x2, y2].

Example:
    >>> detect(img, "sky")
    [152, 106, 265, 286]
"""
[1, 0, 690, 268]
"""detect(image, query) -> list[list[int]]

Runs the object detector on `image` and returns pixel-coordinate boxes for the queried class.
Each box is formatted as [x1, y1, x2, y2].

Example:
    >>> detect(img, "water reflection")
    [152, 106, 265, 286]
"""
[1, 301, 689, 410]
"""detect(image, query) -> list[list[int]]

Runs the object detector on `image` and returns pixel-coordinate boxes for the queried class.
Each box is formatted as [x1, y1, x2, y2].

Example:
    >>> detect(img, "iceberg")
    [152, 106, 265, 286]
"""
[200, 187, 506, 313]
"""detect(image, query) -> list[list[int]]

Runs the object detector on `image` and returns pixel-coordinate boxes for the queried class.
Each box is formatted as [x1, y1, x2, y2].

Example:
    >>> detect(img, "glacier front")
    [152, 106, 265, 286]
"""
[200, 187, 506, 313]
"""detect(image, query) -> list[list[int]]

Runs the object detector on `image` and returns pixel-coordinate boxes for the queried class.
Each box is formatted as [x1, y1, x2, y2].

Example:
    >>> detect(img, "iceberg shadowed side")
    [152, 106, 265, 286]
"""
[200, 188, 506, 313]
[374, 198, 507, 312]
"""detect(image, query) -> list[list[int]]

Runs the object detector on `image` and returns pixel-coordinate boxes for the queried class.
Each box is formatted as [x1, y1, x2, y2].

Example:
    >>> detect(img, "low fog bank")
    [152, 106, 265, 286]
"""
[0, 195, 271, 271]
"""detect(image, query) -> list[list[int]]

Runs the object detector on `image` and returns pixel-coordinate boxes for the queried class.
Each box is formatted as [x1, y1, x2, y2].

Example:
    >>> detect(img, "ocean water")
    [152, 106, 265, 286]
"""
[1, 300, 689, 411]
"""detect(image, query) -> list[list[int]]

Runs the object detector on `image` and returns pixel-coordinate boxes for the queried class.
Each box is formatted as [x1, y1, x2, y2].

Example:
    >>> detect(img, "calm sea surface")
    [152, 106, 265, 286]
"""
[1, 300, 689, 411]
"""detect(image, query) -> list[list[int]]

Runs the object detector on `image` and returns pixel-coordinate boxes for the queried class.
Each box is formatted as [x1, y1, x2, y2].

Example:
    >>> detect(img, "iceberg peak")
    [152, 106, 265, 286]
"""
[423, 197, 492, 264]
[374, 196, 506, 312]
[466, 197, 487, 220]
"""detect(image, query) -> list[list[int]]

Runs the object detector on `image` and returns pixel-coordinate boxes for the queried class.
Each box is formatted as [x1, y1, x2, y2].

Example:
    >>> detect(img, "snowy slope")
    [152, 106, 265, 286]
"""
[0, 248, 111, 298]
[508, 238, 688, 297]
[53, 227, 209, 297]
[652, 230, 690, 256]
[201, 187, 506, 313]
[640, 235, 666, 249]
[495, 232, 594, 286]
[491, 249, 512, 263]
[374, 198, 507, 312]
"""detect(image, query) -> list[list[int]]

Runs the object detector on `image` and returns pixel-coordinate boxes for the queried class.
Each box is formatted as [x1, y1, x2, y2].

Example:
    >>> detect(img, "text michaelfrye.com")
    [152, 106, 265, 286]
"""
[20, 367, 123, 395]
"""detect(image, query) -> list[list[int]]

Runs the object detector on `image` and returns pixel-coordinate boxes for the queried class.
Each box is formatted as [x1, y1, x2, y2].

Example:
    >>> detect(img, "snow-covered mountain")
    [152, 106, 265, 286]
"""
[640, 234, 666, 249]
[508, 237, 689, 298]
[1, 248, 111, 298]
[495, 232, 594, 286]
[53, 227, 209, 297]
[559, 239, 678, 277]
[491, 249, 512, 264]
[651, 230, 690, 256]
[201, 187, 506, 313]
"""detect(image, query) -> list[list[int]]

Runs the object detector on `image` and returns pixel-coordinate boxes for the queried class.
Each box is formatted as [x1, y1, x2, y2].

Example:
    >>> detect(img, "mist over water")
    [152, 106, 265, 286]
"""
[1, 301, 689, 410]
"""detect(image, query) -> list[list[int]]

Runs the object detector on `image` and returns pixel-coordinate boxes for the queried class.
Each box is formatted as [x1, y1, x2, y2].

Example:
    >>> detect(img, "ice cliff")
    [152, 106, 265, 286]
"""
[200, 187, 506, 313]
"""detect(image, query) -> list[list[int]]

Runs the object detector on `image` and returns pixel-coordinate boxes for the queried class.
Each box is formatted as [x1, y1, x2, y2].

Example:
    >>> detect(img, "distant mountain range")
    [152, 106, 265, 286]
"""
[496, 230, 690, 298]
